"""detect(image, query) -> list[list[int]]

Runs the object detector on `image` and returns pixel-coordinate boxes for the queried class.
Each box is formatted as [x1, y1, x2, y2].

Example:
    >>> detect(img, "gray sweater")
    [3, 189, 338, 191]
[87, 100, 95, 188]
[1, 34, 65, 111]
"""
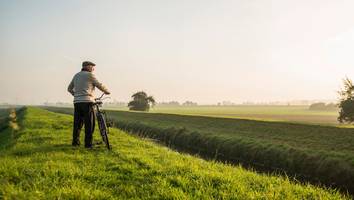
[67, 71, 110, 103]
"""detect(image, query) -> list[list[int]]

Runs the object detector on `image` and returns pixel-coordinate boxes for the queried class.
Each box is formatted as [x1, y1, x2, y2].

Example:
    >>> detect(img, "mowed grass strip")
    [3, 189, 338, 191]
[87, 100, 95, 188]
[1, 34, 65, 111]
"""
[0, 107, 349, 199]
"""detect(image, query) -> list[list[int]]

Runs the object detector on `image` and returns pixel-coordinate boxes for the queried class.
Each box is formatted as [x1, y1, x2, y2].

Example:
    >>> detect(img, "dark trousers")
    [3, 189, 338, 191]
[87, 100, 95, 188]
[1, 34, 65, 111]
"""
[72, 102, 95, 148]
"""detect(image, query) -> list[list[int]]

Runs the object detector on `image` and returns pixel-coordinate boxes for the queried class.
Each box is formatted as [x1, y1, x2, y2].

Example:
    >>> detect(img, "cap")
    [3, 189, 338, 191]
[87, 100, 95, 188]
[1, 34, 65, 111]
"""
[82, 61, 96, 67]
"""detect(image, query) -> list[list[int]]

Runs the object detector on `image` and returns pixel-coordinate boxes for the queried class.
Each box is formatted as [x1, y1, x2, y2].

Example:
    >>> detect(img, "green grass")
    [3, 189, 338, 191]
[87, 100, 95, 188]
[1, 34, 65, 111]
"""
[43, 106, 354, 194]
[0, 108, 10, 120]
[0, 108, 11, 148]
[0, 107, 349, 199]
[107, 105, 342, 126]
[47, 107, 354, 158]
[0, 108, 10, 132]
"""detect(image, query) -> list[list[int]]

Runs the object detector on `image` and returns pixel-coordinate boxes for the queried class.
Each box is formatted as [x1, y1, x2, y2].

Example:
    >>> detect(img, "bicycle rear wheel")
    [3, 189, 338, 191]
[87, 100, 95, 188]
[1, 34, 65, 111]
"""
[96, 112, 111, 150]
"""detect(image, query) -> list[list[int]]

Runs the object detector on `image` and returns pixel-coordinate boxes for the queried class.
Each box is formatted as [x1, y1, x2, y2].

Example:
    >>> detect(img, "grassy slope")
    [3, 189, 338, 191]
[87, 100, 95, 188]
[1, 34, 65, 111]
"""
[42, 107, 354, 154]
[0, 108, 9, 122]
[0, 107, 349, 199]
[0, 109, 11, 148]
[42, 107, 354, 193]
[0, 108, 11, 134]
[108, 111, 354, 156]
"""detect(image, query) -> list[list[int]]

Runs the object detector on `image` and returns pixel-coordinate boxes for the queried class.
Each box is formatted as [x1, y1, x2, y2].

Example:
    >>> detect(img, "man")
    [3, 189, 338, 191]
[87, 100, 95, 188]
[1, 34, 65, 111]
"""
[67, 61, 110, 148]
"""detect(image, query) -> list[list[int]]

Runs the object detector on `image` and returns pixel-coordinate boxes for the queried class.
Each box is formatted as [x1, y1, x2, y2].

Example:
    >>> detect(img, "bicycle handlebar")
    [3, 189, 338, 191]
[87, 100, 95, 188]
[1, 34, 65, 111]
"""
[95, 93, 111, 102]
[95, 93, 105, 101]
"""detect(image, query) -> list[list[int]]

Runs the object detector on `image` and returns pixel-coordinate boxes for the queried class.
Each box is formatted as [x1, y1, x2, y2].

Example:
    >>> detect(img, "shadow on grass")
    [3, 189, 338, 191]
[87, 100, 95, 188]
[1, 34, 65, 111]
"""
[9, 142, 114, 157]
[21, 136, 55, 144]
[9, 143, 72, 156]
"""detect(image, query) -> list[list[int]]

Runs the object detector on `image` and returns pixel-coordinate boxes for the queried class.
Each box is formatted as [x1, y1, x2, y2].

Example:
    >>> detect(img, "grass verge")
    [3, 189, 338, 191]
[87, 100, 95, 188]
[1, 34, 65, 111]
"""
[0, 107, 350, 199]
[43, 106, 354, 195]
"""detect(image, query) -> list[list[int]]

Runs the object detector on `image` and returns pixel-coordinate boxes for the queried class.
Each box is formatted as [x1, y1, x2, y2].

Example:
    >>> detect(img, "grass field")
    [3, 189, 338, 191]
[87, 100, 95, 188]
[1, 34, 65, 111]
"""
[106, 105, 342, 126]
[44, 106, 354, 195]
[0, 108, 9, 119]
[0, 107, 349, 199]
[0, 108, 10, 132]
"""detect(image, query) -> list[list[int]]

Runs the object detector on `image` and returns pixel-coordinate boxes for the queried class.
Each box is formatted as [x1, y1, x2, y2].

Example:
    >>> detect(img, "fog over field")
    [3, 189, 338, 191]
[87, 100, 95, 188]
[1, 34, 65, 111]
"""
[1, 0, 354, 104]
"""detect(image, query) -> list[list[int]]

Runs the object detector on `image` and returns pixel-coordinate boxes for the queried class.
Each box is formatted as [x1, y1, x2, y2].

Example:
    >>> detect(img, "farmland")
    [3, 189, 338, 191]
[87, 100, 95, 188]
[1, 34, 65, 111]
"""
[107, 105, 342, 126]
[0, 107, 349, 199]
[44, 106, 354, 194]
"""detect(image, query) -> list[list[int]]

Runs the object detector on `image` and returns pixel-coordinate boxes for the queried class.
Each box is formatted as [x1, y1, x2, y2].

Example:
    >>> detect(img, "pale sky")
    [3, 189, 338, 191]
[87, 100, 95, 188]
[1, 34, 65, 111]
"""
[1, 0, 354, 104]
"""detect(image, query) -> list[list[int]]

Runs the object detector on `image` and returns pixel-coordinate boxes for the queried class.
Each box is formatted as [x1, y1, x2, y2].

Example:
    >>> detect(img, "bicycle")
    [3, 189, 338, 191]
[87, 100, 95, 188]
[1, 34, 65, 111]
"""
[94, 93, 112, 150]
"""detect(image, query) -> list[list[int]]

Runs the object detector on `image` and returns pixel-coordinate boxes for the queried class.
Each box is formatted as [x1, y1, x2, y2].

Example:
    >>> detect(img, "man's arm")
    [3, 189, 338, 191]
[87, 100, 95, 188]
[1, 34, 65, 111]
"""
[91, 73, 110, 94]
[67, 78, 75, 96]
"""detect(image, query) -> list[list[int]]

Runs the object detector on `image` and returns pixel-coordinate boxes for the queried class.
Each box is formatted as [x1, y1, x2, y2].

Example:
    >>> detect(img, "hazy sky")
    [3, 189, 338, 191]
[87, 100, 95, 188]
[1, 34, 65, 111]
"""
[1, 0, 354, 104]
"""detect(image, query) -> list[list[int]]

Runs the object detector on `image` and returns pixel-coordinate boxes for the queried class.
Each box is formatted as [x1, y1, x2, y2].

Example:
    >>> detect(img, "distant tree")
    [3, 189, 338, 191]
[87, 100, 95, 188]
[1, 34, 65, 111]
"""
[182, 101, 198, 106]
[309, 102, 338, 111]
[338, 78, 354, 123]
[309, 103, 327, 110]
[168, 101, 180, 106]
[158, 101, 180, 106]
[128, 91, 156, 111]
[326, 103, 338, 110]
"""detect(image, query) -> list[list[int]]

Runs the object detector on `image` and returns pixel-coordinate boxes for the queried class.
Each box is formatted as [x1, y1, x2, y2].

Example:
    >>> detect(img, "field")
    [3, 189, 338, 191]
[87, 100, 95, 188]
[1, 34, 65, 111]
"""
[0, 107, 349, 199]
[44, 106, 354, 195]
[107, 105, 342, 126]
[0, 108, 10, 119]
[0, 108, 10, 131]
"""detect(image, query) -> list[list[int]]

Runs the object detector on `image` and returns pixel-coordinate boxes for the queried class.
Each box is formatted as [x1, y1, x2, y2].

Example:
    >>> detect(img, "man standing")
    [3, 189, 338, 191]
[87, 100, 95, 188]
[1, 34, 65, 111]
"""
[67, 61, 110, 148]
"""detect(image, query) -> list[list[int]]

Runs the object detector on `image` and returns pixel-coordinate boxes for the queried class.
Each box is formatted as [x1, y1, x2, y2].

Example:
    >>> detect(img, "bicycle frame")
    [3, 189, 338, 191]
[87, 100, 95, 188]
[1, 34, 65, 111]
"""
[94, 94, 111, 150]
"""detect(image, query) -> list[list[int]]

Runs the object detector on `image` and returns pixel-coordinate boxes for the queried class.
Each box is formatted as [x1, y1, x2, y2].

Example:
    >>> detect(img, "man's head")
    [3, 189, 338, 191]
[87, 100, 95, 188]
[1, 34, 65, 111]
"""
[82, 61, 96, 72]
